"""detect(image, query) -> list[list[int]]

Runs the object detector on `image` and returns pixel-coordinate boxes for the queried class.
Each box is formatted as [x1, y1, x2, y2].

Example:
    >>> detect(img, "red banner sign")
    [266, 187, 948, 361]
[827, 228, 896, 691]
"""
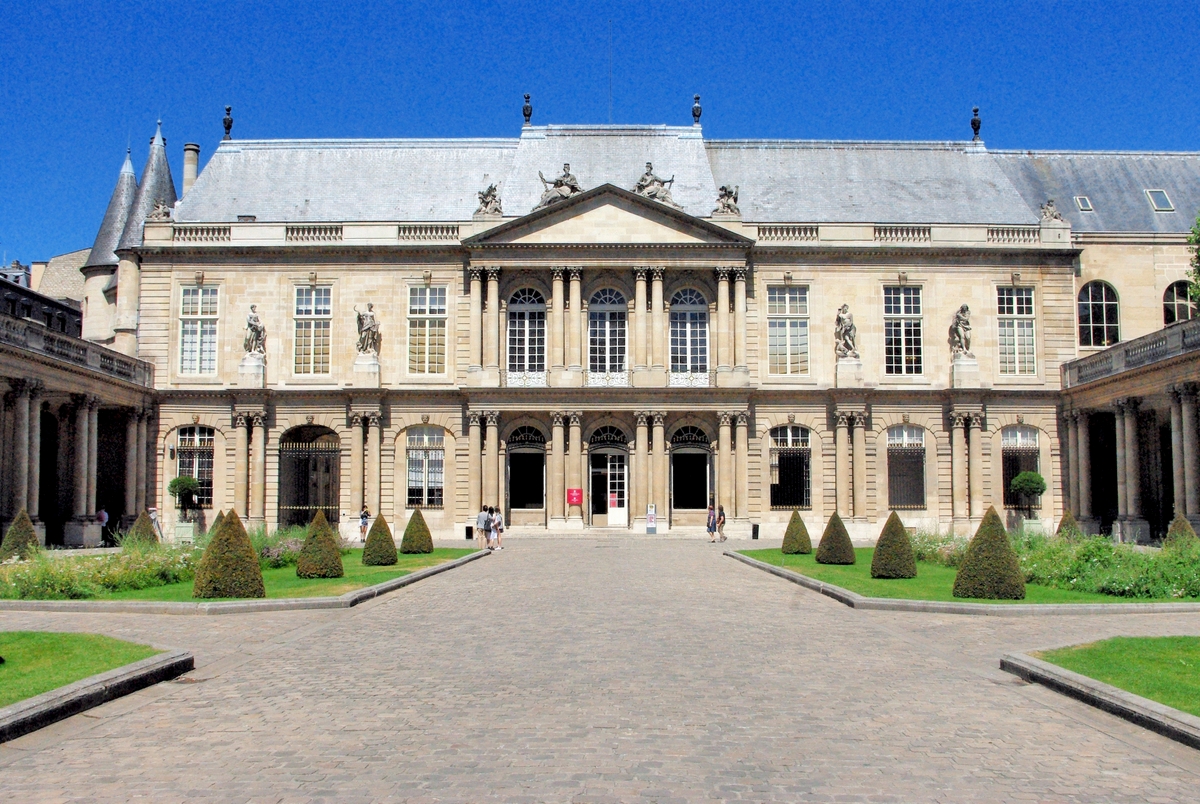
[567, 488, 583, 505]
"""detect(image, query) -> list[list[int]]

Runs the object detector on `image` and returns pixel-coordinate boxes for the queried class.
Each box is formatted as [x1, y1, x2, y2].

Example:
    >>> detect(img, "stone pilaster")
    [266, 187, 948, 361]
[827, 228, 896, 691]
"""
[232, 411, 249, 516]
[735, 411, 750, 520]
[549, 412, 566, 525]
[349, 413, 365, 515]
[467, 412, 482, 517]
[27, 380, 44, 518]
[834, 410, 850, 516]
[568, 269, 583, 373]
[950, 412, 968, 526]
[850, 412, 867, 521]
[467, 268, 483, 377]
[550, 268, 565, 374]
[715, 268, 731, 375]
[251, 412, 267, 523]
[967, 412, 984, 520]
[567, 412, 583, 526]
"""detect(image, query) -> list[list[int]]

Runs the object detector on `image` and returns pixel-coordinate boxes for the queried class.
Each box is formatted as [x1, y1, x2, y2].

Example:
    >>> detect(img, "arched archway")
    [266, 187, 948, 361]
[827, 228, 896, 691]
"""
[279, 425, 341, 527]
[670, 424, 712, 511]
[588, 425, 628, 527]
[506, 424, 546, 514]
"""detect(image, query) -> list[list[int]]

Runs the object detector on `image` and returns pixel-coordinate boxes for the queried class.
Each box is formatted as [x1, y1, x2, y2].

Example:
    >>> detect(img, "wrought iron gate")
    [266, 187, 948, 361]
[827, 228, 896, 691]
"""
[279, 436, 341, 527]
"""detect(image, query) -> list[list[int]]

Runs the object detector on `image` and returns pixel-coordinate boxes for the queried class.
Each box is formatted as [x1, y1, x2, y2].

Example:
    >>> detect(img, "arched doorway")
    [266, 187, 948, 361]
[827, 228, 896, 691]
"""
[506, 425, 546, 519]
[279, 425, 340, 528]
[588, 425, 628, 527]
[671, 425, 712, 513]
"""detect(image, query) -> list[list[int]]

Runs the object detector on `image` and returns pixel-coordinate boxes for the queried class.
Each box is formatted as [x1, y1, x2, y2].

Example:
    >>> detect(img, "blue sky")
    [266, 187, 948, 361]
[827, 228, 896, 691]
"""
[2, 0, 1198, 261]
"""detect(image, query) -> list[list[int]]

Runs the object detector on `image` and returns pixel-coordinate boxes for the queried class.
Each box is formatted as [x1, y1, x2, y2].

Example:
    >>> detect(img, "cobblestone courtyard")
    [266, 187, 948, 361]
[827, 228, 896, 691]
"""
[3, 539, 1200, 802]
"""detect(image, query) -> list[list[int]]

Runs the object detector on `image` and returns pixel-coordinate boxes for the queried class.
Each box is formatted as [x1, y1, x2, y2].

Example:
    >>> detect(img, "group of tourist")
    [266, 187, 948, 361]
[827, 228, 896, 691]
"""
[706, 504, 727, 543]
[474, 505, 505, 551]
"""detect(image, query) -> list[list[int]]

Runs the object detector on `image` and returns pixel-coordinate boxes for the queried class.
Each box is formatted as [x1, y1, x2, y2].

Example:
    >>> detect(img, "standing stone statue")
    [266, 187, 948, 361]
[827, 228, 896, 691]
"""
[835, 304, 859, 359]
[534, 163, 583, 210]
[633, 162, 681, 208]
[949, 304, 974, 357]
[475, 183, 503, 215]
[355, 303, 381, 355]
[713, 185, 740, 216]
[243, 305, 266, 354]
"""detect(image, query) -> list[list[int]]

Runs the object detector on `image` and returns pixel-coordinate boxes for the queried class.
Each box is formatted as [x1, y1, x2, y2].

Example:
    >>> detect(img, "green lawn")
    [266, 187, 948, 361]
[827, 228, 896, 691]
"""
[0, 631, 160, 708]
[1036, 637, 1200, 717]
[740, 548, 1143, 604]
[101, 548, 475, 602]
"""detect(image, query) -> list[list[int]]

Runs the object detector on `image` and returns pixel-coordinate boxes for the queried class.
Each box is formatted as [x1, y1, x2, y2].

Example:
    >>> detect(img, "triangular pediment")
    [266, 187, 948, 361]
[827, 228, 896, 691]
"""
[463, 184, 751, 247]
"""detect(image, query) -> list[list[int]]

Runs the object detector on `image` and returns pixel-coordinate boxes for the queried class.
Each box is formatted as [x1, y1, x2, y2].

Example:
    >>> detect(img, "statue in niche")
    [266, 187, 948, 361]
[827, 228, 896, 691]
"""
[243, 305, 266, 355]
[1040, 199, 1064, 221]
[475, 183, 503, 215]
[355, 303, 381, 355]
[835, 304, 859, 359]
[633, 162, 680, 208]
[534, 163, 583, 210]
[713, 184, 740, 216]
[949, 304, 974, 358]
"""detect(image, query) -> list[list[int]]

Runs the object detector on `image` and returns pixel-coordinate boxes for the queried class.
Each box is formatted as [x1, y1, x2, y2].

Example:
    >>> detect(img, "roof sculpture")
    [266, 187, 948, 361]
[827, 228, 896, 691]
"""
[117, 121, 178, 252]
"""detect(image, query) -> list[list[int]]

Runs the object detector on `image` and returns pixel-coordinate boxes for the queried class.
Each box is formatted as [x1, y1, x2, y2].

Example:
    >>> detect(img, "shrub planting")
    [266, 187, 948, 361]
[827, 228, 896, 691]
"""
[815, 512, 855, 565]
[952, 506, 1025, 599]
[1163, 515, 1199, 551]
[207, 510, 226, 538]
[400, 509, 434, 554]
[122, 511, 159, 546]
[193, 510, 265, 599]
[362, 514, 398, 565]
[781, 510, 812, 555]
[1056, 508, 1083, 540]
[0, 510, 39, 562]
[296, 510, 344, 578]
[871, 512, 916, 579]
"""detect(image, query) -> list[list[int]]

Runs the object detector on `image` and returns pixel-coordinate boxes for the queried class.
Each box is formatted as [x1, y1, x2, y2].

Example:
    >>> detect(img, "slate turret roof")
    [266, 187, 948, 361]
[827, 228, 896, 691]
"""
[117, 122, 177, 251]
[82, 149, 137, 270]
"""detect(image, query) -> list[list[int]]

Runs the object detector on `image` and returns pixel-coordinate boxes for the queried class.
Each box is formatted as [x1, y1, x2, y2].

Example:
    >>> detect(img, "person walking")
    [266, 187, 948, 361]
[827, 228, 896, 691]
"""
[717, 504, 727, 542]
[359, 505, 370, 541]
[493, 508, 505, 550]
[707, 504, 718, 543]
[486, 506, 499, 550]
[475, 505, 490, 550]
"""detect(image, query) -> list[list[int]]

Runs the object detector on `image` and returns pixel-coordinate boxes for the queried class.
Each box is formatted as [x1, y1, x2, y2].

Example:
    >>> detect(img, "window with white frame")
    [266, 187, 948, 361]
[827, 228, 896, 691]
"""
[767, 285, 809, 375]
[176, 426, 215, 508]
[507, 288, 546, 379]
[406, 427, 444, 508]
[884, 286, 923, 375]
[669, 288, 709, 379]
[1164, 281, 1197, 326]
[588, 288, 627, 376]
[997, 287, 1036, 375]
[294, 286, 332, 374]
[408, 286, 447, 374]
[179, 286, 218, 375]
[1078, 281, 1119, 347]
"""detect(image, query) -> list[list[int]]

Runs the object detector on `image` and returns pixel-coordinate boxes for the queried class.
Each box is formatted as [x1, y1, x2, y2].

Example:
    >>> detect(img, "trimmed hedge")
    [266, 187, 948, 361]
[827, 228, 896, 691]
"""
[193, 509, 266, 599]
[781, 510, 812, 555]
[362, 514, 398, 566]
[207, 509, 226, 538]
[296, 510, 344, 578]
[124, 511, 158, 545]
[400, 509, 434, 554]
[1056, 508, 1082, 539]
[871, 511, 916, 579]
[952, 506, 1025, 600]
[1163, 515, 1199, 551]
[0, 510, 39, 561]
[815, 512, 855, 565]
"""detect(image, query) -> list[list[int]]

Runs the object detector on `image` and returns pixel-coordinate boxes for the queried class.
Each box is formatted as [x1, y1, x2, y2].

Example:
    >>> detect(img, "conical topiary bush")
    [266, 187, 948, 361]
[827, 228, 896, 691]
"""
[193, 510, 265, 599]
[1056, 508, 1082, 540]
[815, 512, 855, 565]
[362, 514, 398, 566]
[207, 509, 226, 538]
[123, 510, 158, 546]
[871, 511, 916, 579]
[1163, 515, 1199, 551]
[781, 510, 811, 555]
[400, 508, 434, 554]
[297, 510, 344, 578]
[0, 510, 39, 561]
[952, 506, 1025, 600]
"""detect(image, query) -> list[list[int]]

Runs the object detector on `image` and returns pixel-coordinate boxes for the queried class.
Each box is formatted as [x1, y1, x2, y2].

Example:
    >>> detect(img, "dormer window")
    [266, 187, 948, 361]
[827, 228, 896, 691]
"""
[1146, 189, 1174, 212]
[1074, 196, 1093, 212]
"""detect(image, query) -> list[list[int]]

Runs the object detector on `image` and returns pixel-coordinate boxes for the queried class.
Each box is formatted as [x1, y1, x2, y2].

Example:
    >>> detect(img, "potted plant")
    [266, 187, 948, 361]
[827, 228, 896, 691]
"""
[1009, 471, 1047, 524]
[168, 475, 201, 543]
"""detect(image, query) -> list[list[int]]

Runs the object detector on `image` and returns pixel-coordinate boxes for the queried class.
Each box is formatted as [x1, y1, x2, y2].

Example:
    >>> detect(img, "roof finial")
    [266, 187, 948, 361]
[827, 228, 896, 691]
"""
[971, 106, 981, 141]
[223, 106, 233, 140]
[522, 94, 532, 126]
[692, 94, 702, 125]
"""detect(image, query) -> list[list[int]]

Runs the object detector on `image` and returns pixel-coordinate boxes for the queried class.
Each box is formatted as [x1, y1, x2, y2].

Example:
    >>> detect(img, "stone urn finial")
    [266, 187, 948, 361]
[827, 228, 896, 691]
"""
[522, 94, 532, 125]
[971, 106, 981, 141]
[223, 106, 233, 140]
[692, 94, 702, 124]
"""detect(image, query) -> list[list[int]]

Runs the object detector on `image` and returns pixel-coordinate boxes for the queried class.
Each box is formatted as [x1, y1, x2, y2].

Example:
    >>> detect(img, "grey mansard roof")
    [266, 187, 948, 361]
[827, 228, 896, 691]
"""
[168, 124, 1200, 232]
[83, 150, 137, 270]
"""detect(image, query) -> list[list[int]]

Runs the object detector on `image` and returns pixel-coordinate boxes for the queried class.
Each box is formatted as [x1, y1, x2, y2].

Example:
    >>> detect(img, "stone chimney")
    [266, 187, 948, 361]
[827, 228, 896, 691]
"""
[183, 143, 200, 195]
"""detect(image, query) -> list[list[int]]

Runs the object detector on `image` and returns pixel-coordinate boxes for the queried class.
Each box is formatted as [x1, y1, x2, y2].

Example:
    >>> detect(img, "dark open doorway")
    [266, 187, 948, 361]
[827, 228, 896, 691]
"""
[671, 452, 709, 510]
[508, 452, 545, 509]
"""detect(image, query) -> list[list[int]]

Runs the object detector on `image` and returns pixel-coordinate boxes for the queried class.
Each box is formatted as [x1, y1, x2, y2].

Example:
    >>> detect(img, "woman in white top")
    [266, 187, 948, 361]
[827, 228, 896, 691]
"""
[492, 508, 505, 550]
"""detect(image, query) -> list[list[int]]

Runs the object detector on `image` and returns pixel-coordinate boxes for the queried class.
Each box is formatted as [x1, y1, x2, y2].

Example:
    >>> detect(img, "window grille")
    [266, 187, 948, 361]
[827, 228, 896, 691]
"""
[180, 286, 218, 375]
[1164, 281, 1197, 326]
[406, 426, 444, 508]
[769, 425, 811, 509]
[1078, 281, 1119, 347]
[588, 425, 628, 447]
[1001, 426, 1040, 509]
[176, 426, 215, 508]
[884, 286, 923, 375]
[408, 286, 447, 374]
[507, 425, 546, 448]
[767, 286, 809, 374]
[997, 287, 1036, 374]
[294, 286, 332, 374]
[669, 288, 708, 376]
[887, 424, 925, 509]
[670, 425, 710, 447]
[588, 289, 627, 375]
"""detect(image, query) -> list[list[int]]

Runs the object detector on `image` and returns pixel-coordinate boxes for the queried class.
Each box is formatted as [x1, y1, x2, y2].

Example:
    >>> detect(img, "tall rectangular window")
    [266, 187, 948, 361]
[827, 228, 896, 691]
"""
[884, 286, 923, 375]
[407, 427, 444, 508]
[176, 426, 215, 508]
[294, 286, 332, 374]
[767, 285, 809, 375]
[997, 287, 1036, 375]
[408, 286, 447, 374]
[179, 286, 218, 375]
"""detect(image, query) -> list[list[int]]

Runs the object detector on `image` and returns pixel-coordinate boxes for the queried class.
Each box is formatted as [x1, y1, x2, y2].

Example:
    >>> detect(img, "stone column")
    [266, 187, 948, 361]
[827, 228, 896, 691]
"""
[651, 412, 666, 522]
[87, 398, 100, 517]
[1114, 401, 1127, 520]
[468, 268, 483, 374]
[483, 411, 499, 507]
[718, 413, 733, 513]
[1077, 411, 1093, 522]
[367, 413, 382, 516]
[125, 410, 140, 516]
[26, 381, 43, 518]
[950, 412, 968, 523]
[251, 413, 267, 522]
[715, 268, 731, 373]
[484, 268, 501, 374]
[467, 412, 482, 516]
[135, 408, 148, 513]
[1182, 385, 1199, 524]
[350, 413, 365, 515]
[735, 412, 750, 519]
[633, 412, 649, 525]
[11, 382, 29, 514]
[1065, 413, 1079, 516]
[498, 438, 507, 517]
[634, 269, 648, 371]
[650, 269, 665, 372]
[851, 412, 867, 520]
[968, 413, 984, 519]
[835, 411, 850, 515]
[1125, 398, 1142, 519]
[567, 412, 583, 522]
[1171, 389, 1186, 521]
[549, 412, 565, 523]
[71, 395, 89, 518]
[550, 268, 565, 372]
[733, 268, 748, 373]
[233, 412, 248, 516]
[568, 269, 583, 372]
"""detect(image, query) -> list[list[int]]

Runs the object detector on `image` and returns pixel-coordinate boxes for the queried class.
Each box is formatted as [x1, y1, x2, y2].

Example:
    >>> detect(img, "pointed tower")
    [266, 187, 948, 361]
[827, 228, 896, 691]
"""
[113, 121, 178, 355]
[81, 150, 138, 343]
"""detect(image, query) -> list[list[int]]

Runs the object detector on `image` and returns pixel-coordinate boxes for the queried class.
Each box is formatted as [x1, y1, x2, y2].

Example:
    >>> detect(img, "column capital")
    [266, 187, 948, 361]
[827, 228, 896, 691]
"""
[567, 267, 582, 282]
[634, 267, 648, 282]
[350, 412, 364, 427]
[651, 411, 666, 427]
[649, 267, 664, 282]
[967, 411, 985, 429]
[8, 378, 29, 396]
[87, 396, 101, 411]
[1179, 381, 1199, 399]
[634, 411, 649, 426]
[735, 411, 750, 426]
[26, 379, 45, 398]
[551, 411, 565, 427]
[250, 412, 267, 427]
[551, 267, 565, 281]
[485, 266, 501, 281]
[719, 412, 733, 426]
[714, 267, 731, 282]
[835, 410, 850, 428]
[467, 411, 482, 426]
[733, 266, 747, 282]
[232, 411, 249, 428]
[367, 412, 382, 428]
[484, 410, 501, 425]
[950, 411, 968, 428]
[1116, 396, 1140, 412]
[568, 411, 582, 426]
[468, 267, 484, 281]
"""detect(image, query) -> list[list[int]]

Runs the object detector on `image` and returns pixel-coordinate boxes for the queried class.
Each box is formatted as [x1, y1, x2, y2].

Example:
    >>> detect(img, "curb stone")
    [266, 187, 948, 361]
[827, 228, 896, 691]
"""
[725, 550, 1200, 616]
[0, 550, 488, 616]
[0, 649, 194, 743]
[1000, 651, 1200, 750]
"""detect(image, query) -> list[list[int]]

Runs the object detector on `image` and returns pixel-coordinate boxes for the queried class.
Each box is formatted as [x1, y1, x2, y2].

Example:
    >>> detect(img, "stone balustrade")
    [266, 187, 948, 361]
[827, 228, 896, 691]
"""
[0, 313, 153, 387]
[1063, 316, 1200, 388]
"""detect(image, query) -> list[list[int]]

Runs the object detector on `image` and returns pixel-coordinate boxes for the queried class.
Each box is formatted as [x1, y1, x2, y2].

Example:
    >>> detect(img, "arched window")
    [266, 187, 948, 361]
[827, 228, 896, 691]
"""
[770, 425, 811, 509]
[588, 288, 627, 385]
[279, 426, 341, 526]
[507, 288, 546, 385]
[1078, 281, 1120, 347]
[1001, 426, 1040, 510]
[588, 425, 628, 447]
[669, 288, 709, 386]
[176, 426, 215, 508]
[507, 425, 546, 448]
[407, 427, 444, 509]
[670, 425, 710, 448]
[1163, 281, 1197, 326]
[887, 425, 925, 510]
